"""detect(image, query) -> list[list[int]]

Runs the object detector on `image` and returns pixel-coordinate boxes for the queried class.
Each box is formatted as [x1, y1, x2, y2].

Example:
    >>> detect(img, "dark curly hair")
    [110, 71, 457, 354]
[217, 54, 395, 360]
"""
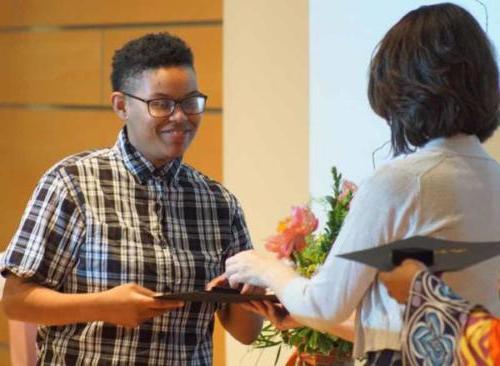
[111, 32, 194, 92]
[368, 3, 499, 156]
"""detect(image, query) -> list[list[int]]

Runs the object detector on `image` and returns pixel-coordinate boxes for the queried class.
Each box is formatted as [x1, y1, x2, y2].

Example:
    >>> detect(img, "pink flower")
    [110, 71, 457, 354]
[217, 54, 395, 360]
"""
[338, 180, 358, 203]
[288, 206, 319, 235]
[265, 206, 318, 259]
[265, 233, 294, 258]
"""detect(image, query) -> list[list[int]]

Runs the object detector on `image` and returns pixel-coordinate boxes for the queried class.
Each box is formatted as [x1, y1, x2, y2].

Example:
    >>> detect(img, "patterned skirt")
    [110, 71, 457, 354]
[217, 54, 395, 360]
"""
[402, 270, 499, 365]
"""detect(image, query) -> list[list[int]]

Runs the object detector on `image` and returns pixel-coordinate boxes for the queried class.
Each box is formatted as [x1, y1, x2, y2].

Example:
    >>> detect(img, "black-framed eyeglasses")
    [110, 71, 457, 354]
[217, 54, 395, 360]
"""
[121, 91, 208, 118]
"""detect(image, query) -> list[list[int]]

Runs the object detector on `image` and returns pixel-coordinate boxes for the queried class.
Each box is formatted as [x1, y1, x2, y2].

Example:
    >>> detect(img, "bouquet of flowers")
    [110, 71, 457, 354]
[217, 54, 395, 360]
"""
[254, 167, 357, 365]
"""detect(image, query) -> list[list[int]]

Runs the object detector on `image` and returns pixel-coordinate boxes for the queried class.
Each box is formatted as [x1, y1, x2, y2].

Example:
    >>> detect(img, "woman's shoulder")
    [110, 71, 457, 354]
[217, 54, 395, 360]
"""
[367, 150, 446, 186]
[363, 161, 419, 192]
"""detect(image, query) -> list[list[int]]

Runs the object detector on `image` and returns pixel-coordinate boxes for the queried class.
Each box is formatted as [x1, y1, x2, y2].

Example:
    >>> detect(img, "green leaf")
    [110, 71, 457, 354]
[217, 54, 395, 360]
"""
[273, 345, 282, 366]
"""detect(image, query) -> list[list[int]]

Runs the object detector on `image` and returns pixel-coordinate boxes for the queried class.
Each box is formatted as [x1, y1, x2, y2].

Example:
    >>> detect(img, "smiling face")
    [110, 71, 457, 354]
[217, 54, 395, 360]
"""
[113, 66, 202, 167]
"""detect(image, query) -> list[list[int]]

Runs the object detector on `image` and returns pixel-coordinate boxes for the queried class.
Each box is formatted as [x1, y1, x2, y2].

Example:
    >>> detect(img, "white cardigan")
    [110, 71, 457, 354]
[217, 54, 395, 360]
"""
[281, 135, 500, 357]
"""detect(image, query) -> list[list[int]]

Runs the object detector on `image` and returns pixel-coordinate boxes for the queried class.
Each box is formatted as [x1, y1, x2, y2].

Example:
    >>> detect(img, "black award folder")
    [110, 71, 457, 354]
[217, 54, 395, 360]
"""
[154, 286, 279, 303]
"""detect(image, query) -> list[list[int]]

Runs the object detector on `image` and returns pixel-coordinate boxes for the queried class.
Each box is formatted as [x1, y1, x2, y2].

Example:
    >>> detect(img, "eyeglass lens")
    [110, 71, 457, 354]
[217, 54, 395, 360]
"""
[149, 96, 206, 117]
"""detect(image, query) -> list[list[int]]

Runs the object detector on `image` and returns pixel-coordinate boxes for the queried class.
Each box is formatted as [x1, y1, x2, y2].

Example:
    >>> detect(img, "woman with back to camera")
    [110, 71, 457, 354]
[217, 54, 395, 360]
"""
[224, 3, 500, 364]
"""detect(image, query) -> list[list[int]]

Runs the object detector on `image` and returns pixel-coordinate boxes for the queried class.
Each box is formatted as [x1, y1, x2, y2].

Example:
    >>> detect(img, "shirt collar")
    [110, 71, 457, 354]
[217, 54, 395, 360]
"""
[420, 134, 493, 160]
[114, 128, 182, 184]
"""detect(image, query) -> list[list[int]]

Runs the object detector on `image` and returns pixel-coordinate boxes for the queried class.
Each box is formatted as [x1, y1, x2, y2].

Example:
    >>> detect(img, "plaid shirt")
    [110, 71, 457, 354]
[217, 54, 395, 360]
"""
[1, 128, 252, 365]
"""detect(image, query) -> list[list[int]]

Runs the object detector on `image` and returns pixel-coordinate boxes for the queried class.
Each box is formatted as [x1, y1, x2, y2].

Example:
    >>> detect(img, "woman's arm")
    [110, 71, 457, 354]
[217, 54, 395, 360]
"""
[226, 168, 419, 332]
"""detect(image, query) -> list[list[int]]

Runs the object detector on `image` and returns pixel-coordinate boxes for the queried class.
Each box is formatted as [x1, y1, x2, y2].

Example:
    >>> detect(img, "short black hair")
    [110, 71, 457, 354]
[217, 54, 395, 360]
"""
[368, 3, 499, 156]
[111, 32, 194, 92]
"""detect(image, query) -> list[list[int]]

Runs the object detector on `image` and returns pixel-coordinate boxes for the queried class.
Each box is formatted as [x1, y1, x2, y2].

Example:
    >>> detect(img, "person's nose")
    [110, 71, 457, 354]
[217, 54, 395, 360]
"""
[168, 103, 188, 122]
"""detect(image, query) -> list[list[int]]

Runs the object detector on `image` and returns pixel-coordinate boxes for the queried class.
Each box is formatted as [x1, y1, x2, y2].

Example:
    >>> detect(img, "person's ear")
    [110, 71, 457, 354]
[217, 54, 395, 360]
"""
[111, 92, 128, 121]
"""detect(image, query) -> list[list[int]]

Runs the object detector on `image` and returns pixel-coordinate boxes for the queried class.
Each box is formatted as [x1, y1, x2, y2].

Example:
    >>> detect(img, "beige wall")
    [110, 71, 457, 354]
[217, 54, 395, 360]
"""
[223, 0, 309, 364]
[485, 134, 500, 160]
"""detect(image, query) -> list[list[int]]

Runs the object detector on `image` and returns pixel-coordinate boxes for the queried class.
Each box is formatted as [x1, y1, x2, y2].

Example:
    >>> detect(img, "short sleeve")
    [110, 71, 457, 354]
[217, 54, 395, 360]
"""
[0, 170, 85, 289]
[223, 196, 252, 265]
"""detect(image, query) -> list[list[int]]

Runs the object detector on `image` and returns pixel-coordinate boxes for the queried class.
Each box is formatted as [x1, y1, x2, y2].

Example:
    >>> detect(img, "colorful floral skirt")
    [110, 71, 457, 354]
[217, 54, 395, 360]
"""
[402, 270, 499, 365]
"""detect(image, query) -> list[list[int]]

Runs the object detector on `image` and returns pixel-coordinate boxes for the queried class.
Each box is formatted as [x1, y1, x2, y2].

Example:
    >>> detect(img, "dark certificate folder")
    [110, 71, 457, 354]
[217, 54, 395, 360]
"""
[336, 236, 500, 272]
[154, 286, 279, 303]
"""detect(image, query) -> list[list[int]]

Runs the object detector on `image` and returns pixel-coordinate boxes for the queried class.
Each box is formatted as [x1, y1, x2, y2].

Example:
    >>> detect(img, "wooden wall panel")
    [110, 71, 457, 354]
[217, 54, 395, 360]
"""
[0, 31, 102, 105]
[0, 0, 222, 27]
[0, 347, 9, 364]
[0, 1, 17, 26]
[185, 113, 222, 181]
[102, 26, 222, 108]
[0, 109, 121, 250]
[0, 26, 222, 108]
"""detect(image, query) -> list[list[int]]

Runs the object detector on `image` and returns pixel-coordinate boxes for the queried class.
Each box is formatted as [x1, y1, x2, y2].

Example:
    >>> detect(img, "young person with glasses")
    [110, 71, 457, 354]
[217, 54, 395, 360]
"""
[1, 32, 262, 365]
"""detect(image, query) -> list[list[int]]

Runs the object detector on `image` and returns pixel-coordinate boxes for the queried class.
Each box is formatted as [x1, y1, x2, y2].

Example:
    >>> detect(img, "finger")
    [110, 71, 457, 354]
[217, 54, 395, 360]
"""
[261, 301, 283, 322]
[129, 283, 157, 296]
[206, 274, 228, 290]
[241, 284, 266, 295]
[274, 303, 287, 312]
[240, 283, 254, 294]
[263, 301, 278, 315]
[149, 299, 185, 310]
[251, 301, 268, 314]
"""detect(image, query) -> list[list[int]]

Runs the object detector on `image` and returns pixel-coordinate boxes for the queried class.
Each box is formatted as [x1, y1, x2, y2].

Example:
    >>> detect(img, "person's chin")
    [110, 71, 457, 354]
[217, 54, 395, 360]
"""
[163, 146, 186, 160]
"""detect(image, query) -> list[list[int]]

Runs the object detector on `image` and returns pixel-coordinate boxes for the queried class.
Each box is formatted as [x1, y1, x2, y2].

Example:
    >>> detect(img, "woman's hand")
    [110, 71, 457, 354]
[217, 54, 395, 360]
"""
[225, 250, 283, 289]
[205, 274, 265, 296]
[378, 259, 426, 304]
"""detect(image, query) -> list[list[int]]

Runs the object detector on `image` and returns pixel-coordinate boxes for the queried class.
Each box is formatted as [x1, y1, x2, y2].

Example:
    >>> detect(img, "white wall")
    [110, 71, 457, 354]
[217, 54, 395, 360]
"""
[224, 0, 309, 365]
[310, 0, 500, 225]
